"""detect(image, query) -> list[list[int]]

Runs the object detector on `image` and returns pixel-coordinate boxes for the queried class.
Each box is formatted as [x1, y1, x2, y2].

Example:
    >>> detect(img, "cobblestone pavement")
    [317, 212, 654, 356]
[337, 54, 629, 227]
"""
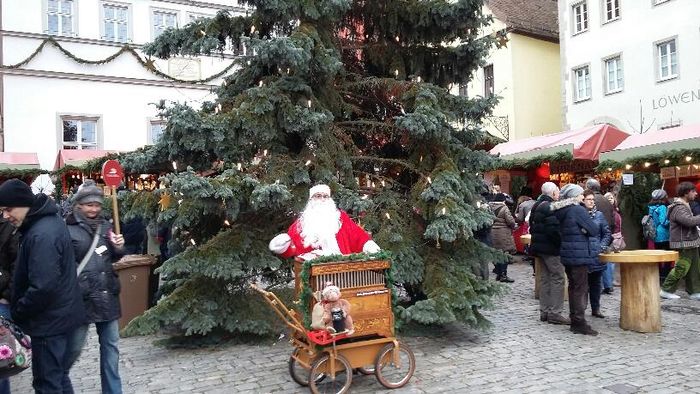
[13, 259, 700, 393]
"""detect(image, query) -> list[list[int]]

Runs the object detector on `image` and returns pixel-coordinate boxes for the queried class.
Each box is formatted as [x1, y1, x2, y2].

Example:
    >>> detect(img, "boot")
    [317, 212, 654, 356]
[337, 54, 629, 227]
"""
[540, 311, 548, 322]
[497, 275, 514, 283]
[547, 313, 571, 325]
[592, 309, 605, 318]
[570, 324, 598, 336]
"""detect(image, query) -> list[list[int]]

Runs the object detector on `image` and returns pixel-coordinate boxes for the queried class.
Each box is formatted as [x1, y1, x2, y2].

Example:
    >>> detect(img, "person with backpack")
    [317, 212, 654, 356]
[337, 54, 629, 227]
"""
[647, 189, 671, 282]
[660, 182, 700, 300]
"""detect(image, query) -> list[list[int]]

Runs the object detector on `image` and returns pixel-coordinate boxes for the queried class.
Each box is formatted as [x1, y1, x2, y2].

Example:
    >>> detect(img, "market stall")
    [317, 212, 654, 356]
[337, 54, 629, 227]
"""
[599, 124, 700, 197]
[490, 124, 630, 192]
[53, 149, 116, 193]
[0, 152, 42, 184]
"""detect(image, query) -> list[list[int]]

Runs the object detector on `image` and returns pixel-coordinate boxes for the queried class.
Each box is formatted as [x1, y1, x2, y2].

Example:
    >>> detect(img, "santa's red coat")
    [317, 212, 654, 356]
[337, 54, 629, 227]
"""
[280, 210, 372, 258]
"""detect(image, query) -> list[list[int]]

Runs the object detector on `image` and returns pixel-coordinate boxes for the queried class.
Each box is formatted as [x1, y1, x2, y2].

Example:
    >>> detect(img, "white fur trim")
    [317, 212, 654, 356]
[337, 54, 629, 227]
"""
[309, 184, 331, 198]
[269, 233, 292, 254]
[362, 240, 381, 253]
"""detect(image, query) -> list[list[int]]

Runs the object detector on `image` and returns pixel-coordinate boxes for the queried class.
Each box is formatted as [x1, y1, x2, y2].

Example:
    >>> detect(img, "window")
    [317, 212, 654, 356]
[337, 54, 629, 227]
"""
[604, 56, 623, 94]
[149, 120, 166, 145]
[656, 38, 678, 81]
[573, 66, 591, 102]
[572, 2, 588, 34]
[62, 117, 99, 150]
[102, 3, 129, 43]
[152, 10, 178, 39]
[458, 84, 468, 97]
[188, 13, 213, 23]
[603, 0, 620, 22]
[483, 65, 494, 98]
[46, 0, 74, 36]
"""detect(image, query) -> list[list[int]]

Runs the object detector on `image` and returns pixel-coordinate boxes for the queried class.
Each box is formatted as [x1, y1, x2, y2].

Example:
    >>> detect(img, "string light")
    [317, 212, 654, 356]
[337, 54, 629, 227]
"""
[686, 156, 692, 162]
[172, 161, 178, 170]
[263, 149, 268, 156]
[441, 207, 446, 215]
[427, 176, 432, 184]
[190, 239, 196, 246]
[199, 29, 206, 36]
[381, 180, 386, 187]
[305, 160, 312, 166]
[361, 194, 369, 200]
[307, 100, 312, 108]
[607, 168, 612, 171]
[416, 76, 421, 83]
[237, 162, 242, 170]
[250, 25, 256, 34]
[644, 162, 651, 168]
[258, 80, 263, 87]
[224, 220, 230, 226]
[625, 164, 632, 170]
[395, 35, 400, 42]
[664, 159, 670, 164]
[394, 69, 399, 77]
[385, 213, 391, 219]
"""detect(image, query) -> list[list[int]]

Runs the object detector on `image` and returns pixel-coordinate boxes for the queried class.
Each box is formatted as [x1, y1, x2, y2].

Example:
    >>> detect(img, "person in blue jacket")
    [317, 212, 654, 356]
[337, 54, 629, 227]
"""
[551, 184, 600, 336]
[582, 190, 612, 319]
[649, 189, 671, 282]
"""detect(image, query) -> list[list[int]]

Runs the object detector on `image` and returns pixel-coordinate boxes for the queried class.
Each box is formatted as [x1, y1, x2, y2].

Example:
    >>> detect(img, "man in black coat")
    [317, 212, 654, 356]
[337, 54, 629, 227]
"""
[0, 179, 85, 393]
[529, 182, 569, 325]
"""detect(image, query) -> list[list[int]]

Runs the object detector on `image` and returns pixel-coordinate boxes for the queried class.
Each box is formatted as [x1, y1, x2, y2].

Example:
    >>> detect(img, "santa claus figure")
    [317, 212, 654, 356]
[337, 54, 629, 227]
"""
[269, 184, 381, 258]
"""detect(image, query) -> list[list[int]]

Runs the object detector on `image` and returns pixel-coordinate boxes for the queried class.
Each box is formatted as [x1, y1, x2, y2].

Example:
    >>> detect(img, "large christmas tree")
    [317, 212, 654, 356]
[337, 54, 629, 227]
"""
[122, 0, 507, 338]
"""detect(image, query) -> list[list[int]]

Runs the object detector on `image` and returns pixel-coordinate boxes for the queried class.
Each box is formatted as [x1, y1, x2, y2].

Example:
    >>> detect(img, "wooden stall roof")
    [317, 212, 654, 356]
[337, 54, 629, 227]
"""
[490, 124, 630, 161]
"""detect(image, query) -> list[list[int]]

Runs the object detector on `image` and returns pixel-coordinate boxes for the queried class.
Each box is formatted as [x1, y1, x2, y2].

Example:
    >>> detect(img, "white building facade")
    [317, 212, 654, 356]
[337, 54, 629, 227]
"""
[1, 0, 245, 169]
[559, 0, 700, 133]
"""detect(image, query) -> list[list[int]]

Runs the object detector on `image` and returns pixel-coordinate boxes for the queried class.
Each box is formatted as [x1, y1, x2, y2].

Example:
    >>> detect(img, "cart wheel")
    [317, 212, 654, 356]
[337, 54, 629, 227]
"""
[374, 342, 416, 389]
[357, 366, 374, 375]
[288, 349, 325, 387]
[309, 354, 353, 394]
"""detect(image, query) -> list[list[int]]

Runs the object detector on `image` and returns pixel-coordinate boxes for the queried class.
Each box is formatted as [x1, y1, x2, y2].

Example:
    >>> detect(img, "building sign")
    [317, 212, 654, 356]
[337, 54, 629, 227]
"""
[660, 166, 676, 179]
[168, 58, 201, 81]
[550, 160, 596, 174]
[652, 88, 700, 110]
[675, 165, 700, 178]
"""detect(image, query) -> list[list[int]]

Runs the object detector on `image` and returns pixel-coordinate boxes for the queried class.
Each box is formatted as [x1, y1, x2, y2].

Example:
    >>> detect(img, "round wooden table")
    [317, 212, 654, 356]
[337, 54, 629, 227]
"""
[599, 250, 678, 333]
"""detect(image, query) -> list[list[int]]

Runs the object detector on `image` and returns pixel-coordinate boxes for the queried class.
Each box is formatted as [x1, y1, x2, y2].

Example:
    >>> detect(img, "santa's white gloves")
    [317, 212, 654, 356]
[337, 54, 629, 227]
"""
[269, 233, 292, 254]
[362, 240, 381, 253]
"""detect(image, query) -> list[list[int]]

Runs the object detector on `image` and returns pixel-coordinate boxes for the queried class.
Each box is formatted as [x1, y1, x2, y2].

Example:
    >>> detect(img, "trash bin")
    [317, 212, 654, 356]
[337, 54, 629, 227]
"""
[114, 254, 155, 330]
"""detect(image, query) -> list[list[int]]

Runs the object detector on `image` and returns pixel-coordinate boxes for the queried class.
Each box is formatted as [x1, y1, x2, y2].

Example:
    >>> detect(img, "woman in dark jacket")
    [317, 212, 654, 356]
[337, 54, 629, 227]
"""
[582, 190, 612, 318]
[551, 184, 600, 336]
[65, 181, 125, 394]
[489, 193, 517, 282]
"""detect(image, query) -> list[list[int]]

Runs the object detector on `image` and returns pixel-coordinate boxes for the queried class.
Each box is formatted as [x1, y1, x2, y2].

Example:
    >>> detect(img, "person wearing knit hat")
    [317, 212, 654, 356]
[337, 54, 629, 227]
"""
[73, 180, 105, 206]
[0, 179, 36, 228]
[64, 180, 125, 393]
[649, 188, 671, 284]
[559, 183, 584, 200]
[269, 184, 381, 259]
[550, 184, 600, 336]
[651, 189, 667, 201]
[0, 179, 85, 392]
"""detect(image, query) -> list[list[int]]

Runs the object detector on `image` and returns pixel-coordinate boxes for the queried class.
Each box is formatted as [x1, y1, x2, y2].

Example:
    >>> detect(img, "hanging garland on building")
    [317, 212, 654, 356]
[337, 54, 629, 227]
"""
[1, 37, 237, 84]
[488, 151, 574, 171]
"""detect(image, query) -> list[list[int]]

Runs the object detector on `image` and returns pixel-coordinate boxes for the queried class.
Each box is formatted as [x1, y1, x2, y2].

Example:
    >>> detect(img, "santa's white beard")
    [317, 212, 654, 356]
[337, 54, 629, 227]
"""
[299, 199, 341, 252]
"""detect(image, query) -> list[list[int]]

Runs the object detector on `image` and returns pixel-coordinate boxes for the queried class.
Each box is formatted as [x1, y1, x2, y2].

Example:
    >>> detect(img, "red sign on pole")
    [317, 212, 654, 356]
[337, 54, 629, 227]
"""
[101, 160, 124, 188]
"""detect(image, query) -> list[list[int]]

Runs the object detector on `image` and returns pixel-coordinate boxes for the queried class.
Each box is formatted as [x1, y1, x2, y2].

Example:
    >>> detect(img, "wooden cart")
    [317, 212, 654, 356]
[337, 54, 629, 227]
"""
[252, 258, 416, 394]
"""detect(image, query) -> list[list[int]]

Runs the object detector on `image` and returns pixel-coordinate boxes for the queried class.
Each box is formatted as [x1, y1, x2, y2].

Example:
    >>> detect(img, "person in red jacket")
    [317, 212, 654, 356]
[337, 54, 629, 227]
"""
[269, 184, 380, 259]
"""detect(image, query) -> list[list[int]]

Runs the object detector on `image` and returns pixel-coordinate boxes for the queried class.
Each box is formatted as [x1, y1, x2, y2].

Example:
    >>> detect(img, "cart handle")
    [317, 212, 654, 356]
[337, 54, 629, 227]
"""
[250, 283, 306, 335]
